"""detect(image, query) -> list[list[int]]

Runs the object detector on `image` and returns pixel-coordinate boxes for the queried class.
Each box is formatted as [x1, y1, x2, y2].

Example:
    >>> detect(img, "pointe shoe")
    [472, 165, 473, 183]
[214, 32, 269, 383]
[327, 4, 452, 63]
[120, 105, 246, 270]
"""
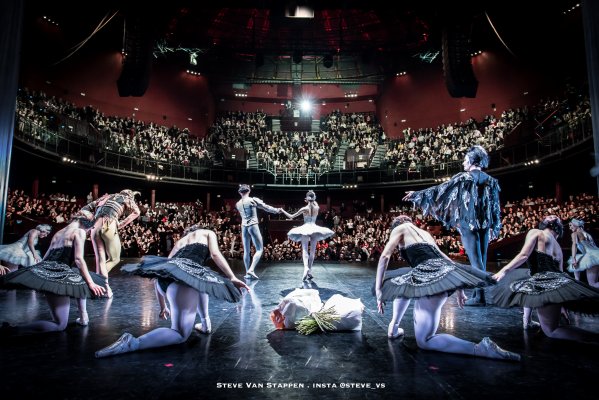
[523, 320, 540, 330]
[76, 314, 89, 326]
[194, 323, 212, 334]
[95, 333, 139, 358]
[246, 271, 259, 280]
[475, 337, 521, 361]
[387, 323, 404, 339]
[302, 270, 310, 281]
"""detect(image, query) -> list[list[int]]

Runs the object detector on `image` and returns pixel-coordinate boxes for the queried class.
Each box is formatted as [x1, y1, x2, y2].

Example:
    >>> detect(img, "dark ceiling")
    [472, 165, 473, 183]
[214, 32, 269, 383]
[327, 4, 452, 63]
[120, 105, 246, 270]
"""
[21, 1, 586, 85]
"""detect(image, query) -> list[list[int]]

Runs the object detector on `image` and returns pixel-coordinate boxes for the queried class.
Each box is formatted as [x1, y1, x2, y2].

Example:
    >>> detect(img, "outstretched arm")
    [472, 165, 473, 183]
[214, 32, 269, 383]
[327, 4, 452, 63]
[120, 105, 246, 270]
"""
[375, 227, 403, 314]
[253, 197, 280, 214]
[489, 179, 502, 240]
[73, 230, 106, 297]
[402, 181, 442, 202]
[284, 206, 307, 220]
[154, 280, 170, 319]
[402, 173, 463, 210]
[207, 231, 250, 293]
[570, 232, 579, 268]
[27, 230, 41, 263]
[80, 194, 109, 214]
[118, 200, 141, 230]
[493, 229, 540, 281]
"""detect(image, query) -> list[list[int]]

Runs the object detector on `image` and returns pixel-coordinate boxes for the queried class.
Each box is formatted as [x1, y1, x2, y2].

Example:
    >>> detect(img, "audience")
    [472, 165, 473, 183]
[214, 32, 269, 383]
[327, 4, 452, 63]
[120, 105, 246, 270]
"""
[5, 188, 597, 266]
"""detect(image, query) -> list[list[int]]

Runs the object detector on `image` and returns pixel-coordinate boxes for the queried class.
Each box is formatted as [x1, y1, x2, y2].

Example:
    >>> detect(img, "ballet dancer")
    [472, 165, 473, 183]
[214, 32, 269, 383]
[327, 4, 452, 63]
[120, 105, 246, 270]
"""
[0, 224, 52, 271]
[81, 189, 141, 296]
[567, 218, 599, 288]
[95, 225, 249, 358]
[282, 190, 334, 281]
[235, 184, 282, 280]
[491, 215, 599, 343]
[375, 215, 519, 361]
[2, 214, 106, 331]
[403, 145, 501, 306]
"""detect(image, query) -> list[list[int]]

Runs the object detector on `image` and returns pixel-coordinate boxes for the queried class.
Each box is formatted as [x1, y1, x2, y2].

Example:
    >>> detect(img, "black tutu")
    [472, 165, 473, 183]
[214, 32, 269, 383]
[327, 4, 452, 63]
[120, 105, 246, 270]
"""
[2, 261, 107, 299]
[488, 251, 599, 315]
[377, 260, 493, 301]
[488, 268, 599, 314]
[373, 243, 494, 301]
[121, 243, 241, 303]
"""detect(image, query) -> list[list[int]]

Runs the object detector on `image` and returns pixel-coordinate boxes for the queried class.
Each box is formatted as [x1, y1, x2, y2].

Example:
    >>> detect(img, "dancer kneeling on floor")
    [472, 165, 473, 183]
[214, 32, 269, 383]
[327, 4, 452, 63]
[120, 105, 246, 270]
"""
[1, 214, 106, 332]
[374, 215, 520, 361]
[0, 224, 52, 272]
[567, 218, 599, 288]
[95, 225, 250, 358]
[490, 215, 599, 343]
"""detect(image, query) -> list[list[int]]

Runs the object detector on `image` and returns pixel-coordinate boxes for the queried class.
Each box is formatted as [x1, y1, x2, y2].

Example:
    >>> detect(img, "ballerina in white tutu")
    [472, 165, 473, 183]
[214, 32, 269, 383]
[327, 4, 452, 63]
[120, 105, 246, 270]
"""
[0, 224, 52, 271]
[282, 191, 334, 281]
[567, 218, 599, 288]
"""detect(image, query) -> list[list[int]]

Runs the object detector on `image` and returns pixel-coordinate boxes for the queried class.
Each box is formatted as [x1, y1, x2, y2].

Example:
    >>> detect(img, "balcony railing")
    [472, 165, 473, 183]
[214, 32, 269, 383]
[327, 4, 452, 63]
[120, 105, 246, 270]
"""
[14, 114, 592, 187]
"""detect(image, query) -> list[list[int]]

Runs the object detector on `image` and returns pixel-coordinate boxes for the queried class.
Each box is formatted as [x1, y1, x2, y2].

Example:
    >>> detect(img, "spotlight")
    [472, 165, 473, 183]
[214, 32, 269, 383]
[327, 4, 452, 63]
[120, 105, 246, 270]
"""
[300, 100, 312, 113]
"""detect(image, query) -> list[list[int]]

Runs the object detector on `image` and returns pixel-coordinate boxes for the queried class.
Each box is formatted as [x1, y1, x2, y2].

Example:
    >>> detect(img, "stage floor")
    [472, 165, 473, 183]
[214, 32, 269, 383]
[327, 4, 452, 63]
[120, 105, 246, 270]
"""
[1, 261, 598, 399]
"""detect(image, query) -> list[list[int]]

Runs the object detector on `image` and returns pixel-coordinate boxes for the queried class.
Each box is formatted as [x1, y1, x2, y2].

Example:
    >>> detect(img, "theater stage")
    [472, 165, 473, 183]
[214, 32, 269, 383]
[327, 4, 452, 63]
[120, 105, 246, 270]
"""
[1, 261, 598, 399]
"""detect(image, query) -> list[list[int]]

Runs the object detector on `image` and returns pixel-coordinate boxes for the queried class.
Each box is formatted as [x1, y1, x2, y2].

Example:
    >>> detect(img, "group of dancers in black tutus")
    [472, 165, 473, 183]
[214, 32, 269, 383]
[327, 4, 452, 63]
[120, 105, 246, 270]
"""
[1, 146, 598, 360]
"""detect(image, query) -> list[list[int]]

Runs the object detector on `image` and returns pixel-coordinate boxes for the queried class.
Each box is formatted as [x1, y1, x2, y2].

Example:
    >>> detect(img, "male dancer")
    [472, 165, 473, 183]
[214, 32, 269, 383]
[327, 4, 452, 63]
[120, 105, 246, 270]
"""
[403, 146, 501, 306]
[236, 184, 282, 279]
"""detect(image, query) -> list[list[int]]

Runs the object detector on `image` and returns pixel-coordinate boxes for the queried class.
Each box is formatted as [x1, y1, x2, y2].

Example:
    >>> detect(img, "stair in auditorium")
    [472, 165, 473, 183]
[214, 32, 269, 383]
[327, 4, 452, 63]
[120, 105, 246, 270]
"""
[244, 140, 258, 169]
[369, 143, 388, 168]
[271, 118, 281, 132]
[333, 142, 349, 171]
[207, 148, 223, 167]
[311, 119, 320, 132]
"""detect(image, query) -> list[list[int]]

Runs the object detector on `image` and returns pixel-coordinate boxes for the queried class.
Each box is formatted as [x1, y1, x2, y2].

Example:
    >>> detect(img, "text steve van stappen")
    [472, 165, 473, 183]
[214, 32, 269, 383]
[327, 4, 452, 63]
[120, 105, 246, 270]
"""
[216, 382, 386, 389]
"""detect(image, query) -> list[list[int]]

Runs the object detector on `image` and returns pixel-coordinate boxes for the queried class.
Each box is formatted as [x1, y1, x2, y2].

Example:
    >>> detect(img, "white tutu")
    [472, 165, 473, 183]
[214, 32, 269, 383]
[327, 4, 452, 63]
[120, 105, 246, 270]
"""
[288, 223, 334, 242]
[568, 249, 599, 272]
[568, 239, 599, 272]
[0, 232, 39, 267]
